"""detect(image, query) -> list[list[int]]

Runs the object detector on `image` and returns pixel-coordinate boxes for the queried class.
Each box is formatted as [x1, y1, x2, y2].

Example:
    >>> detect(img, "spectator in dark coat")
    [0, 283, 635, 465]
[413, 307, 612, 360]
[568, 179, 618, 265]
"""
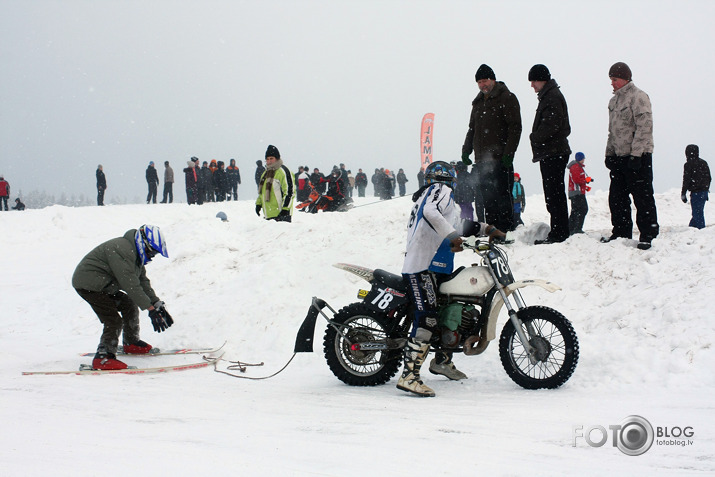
[681, 144, 712, 229]
[396, 168, 409, 196]
[198, 161, 212, 203]
[146, 162, 160, 204]
[311, 168, 326, 194]
[12, 198, 25, 210]
[226, 158, 241, 201]
[528, 65, 571, 244]
[417, 168, 425, 188]
[380, 169, 394, 200]
[183, 157, 200, 205]
[355, 168, 368, 197]
[96, 165, 106, 206]
[461, 64, 522, 233]
[213, 161, 228, 201]
[371, 169, 381, 197]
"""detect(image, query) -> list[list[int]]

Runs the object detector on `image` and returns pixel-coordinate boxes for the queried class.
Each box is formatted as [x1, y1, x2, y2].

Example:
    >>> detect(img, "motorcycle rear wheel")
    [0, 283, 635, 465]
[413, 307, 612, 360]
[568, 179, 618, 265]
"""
[499, 306, 579, 389]
[323, 303, 403, 386]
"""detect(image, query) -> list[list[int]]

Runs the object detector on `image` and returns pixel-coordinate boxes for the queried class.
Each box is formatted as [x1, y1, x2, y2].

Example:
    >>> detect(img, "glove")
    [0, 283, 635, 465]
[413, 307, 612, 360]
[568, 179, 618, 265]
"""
[627, 155, 642, 170]
[255, 204, 262, 216]
[501, 154, 514, 168]
[486, 225, 507, 243]
[605, 155, 617, 170]
[585, 176, 593, 183]
[449, 236, 464, 252]
[149, 301, 174, 333]
[461, 152, 472, 166]
[681, 193, 688, 204]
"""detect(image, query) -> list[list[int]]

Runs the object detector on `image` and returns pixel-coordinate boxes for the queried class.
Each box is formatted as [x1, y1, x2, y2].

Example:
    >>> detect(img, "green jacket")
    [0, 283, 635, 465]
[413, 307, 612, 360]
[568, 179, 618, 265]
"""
[71, 229, 159, 310]
[256, 159, 295, 219]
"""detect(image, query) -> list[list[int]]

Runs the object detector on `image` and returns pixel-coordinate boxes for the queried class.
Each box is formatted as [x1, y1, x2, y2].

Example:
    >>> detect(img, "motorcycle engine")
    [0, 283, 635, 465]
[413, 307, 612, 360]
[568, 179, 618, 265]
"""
[440, 329, 460, 347]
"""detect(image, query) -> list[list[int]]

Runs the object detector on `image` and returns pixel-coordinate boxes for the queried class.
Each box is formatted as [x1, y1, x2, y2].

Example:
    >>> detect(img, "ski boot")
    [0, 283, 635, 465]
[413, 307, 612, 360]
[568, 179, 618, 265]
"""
[429, 351, 467, 380]
[123, 340, 153, 355]
[396, 339, 435, 397]
[92, 353, 128, 370]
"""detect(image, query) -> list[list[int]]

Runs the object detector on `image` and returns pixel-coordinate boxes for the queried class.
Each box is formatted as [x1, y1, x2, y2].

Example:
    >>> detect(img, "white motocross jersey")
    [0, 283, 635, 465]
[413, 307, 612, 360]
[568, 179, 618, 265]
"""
[402, 183, 459, 274]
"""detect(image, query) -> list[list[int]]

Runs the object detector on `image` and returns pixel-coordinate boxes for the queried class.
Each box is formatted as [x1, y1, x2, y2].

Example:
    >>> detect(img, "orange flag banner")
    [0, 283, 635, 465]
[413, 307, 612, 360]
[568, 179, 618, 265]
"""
[420, 113, 435, 172]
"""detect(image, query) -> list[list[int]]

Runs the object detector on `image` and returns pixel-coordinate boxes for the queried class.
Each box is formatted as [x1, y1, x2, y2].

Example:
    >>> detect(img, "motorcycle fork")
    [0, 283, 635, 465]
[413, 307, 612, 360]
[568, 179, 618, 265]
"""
[494, 282, 539, 364]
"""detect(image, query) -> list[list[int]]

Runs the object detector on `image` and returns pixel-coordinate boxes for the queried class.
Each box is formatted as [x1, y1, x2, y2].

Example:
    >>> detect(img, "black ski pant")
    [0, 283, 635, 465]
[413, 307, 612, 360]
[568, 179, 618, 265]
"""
[97, 188, 105, 206]
[147, 182, 158, 203]
[0, 196, 8, 211]
[162, 182, 173, 203]
[569, 194, 588, 234]
[75, 289, 141, 355]
[606, 154, 659, 242]
[227, 183, 238, 201]
[539, 155, 570, 242]
[474, 160, 513, 232]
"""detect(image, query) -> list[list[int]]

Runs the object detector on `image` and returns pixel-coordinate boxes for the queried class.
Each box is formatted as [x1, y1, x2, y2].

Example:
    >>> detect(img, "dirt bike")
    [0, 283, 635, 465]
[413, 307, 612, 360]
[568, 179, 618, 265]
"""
[294, 240, 579, 390]
[296, 182, 353, 213]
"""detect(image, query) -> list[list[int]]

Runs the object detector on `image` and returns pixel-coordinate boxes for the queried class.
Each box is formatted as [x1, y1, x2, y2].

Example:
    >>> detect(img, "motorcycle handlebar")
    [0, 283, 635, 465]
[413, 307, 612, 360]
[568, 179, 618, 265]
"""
[462, 241, 491, 252]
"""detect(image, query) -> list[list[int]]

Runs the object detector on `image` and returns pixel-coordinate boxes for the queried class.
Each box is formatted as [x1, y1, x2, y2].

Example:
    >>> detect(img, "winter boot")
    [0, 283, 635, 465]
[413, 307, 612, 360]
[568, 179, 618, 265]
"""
[396, 339, 435, 397]
[92, 353, 128, 370]
[429, 351, 467, 380]
[123, 340, 153, 355]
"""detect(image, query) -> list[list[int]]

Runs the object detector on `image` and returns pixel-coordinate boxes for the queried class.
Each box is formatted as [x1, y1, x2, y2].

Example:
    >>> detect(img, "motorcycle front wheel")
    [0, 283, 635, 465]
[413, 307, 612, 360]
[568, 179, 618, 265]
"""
[499, 306, 579, 389]
[323, 302, 404, 386]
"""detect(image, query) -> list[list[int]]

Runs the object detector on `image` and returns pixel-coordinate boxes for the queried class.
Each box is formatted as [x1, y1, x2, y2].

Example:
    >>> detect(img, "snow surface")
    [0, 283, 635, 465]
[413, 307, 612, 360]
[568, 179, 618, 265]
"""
[1, 190, 713, 476]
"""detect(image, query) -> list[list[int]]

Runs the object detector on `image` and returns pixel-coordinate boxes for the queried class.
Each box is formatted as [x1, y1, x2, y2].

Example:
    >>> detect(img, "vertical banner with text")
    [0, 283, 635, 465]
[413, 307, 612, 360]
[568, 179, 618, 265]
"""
[420, 113, 435, 172]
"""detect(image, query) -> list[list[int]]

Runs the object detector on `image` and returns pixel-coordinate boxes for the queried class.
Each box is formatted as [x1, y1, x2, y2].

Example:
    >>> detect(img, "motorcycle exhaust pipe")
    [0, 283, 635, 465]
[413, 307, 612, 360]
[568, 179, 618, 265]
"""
[463, 334, 489, 355]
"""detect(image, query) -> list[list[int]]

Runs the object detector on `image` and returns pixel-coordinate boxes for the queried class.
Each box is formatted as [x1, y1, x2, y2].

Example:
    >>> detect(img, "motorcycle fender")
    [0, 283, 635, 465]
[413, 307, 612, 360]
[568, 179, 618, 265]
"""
[294, 297, 329, 353]
[484, 279, 561, 341]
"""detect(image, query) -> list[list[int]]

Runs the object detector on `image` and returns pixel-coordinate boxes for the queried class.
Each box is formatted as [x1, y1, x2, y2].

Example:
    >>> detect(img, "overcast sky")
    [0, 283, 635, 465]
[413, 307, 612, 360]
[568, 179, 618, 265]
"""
[2, 0, 714, 202]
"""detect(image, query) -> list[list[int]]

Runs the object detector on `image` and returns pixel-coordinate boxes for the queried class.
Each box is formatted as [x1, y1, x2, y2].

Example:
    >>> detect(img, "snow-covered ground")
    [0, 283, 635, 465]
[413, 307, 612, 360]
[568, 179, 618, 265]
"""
[1, 189, 713, 476]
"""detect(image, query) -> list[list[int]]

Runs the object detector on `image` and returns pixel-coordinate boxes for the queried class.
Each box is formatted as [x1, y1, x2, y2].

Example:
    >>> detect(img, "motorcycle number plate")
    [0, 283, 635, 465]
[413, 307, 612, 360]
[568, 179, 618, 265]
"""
[364, 286, 406, 311]
[487, 251, 514, 286]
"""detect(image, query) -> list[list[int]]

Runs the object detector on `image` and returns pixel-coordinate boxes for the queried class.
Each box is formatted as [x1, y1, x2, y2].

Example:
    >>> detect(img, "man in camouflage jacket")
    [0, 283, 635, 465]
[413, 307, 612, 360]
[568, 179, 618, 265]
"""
[602, 62, 659, 250]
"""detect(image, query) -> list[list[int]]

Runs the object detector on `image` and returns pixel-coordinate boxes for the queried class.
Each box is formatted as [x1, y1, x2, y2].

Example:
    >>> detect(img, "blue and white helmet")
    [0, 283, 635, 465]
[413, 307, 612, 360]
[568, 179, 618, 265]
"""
[425, 161, 457, 189]
[135, 225, 168, 265]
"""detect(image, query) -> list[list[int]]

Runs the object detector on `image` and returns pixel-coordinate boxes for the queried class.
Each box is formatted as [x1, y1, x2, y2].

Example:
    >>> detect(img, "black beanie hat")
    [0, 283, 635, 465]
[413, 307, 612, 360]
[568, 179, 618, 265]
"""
[475, 64, 496, 82]
[609, 62, 632, 81]
[685, 144, 699, 160]
[265, 145, 280, 159]
[528, 64, 551, 81]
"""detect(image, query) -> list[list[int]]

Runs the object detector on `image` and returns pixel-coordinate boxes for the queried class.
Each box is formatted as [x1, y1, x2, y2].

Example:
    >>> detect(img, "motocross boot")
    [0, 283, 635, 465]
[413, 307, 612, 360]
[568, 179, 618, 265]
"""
[396, 339, 435, 397]
[429, 351, 468, 380]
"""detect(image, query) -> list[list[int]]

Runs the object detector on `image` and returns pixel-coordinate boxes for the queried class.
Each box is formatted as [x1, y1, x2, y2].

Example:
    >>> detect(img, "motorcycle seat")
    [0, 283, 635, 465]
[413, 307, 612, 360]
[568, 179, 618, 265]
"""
[373, 269, 408, 292]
